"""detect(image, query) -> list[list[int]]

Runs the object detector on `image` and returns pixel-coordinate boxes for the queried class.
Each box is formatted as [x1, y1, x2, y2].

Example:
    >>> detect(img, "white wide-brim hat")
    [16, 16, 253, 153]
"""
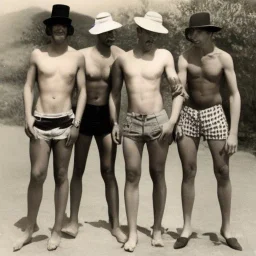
[134, 11, 168, 34]
[89, 12, 122, 35]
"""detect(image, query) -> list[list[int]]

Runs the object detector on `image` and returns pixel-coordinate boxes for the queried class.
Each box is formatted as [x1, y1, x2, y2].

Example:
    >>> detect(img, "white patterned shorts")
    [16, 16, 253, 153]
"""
[177, 105, 228, 140]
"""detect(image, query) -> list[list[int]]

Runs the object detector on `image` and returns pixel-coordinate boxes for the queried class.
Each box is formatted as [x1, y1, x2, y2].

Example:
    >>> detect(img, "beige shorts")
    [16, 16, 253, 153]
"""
[33, 110, 74, 141]
[122, 109, 169, 142]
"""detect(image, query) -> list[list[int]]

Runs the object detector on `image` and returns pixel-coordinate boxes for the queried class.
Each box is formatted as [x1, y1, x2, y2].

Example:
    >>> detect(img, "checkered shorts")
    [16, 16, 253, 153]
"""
[178, 105, 228, 140]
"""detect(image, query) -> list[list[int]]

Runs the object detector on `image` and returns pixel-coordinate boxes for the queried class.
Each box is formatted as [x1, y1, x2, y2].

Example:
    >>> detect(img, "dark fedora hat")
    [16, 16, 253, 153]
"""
[185, 12, 221, 41]
[43, 4, 73, 27]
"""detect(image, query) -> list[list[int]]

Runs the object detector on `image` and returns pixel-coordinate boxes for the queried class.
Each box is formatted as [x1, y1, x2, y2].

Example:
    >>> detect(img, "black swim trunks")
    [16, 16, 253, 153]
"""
[75, 104, 112, 136]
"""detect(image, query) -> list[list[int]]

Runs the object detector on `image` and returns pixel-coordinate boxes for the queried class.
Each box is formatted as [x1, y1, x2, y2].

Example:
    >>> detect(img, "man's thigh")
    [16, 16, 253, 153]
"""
[123, 137, 144, 172]
[95, 133, 117, 169]
[52, 139, 73, 170]
[146, 139, 169, 170]
[207, 140, 229, 168]
[177, 135, 200, 167]
[29, 138, 51, 172]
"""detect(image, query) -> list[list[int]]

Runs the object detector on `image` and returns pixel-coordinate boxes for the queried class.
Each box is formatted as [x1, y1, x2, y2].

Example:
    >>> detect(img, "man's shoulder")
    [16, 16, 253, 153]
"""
[79, 46, 93, 54]
[215, 48, 232, 61]
[111, 45, 125, 57]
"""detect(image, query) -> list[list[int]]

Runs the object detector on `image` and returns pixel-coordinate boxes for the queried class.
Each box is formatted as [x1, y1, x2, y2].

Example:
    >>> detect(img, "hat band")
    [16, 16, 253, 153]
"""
[145, 15, 162, 23]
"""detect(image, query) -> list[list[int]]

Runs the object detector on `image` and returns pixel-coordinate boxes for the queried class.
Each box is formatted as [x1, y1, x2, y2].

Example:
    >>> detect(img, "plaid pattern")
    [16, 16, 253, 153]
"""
[178, 105, 228, 140]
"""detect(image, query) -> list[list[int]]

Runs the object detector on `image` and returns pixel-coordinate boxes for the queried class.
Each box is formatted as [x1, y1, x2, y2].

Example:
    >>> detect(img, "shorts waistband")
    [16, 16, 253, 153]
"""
[184, 104, 222, 112]
[34, 109, 74, 119]
[127, 109, 166, 119]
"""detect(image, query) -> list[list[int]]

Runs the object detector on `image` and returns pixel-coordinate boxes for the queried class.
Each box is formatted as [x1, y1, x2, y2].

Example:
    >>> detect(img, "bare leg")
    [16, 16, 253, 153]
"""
[208, 140, 231, 236]
[62, 134, 92, 237]
[174, 135, 200, 249]
[208, 140, 242, 250]
[95, 134, 127, 243]
[147, 139, 169, 247]
[47, 139, 73, 251]
[123, 138, 144, 252]
[13, 139, 51, 251]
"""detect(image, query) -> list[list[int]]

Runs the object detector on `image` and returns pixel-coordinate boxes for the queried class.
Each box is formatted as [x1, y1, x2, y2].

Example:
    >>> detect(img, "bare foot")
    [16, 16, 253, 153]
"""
[61, 222, 79, 238]
[111, 227, 127, 243]
[47, 231, 61, 251]
[13, 228, 33, 251]
[151, 230, 164, 247]
[124, 234, 138, 252]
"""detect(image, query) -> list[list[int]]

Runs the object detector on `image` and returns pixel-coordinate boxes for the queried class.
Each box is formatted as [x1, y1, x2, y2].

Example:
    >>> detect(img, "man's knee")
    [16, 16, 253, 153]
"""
[101, 165, 115, 180]
[54, 167, 68, 185]
[183, 163, 197, 182]
[31, 168, 47, 184]
[215, 164, 230, 182]
[150, 166, 165, 182]
[126, 168, 141, 184]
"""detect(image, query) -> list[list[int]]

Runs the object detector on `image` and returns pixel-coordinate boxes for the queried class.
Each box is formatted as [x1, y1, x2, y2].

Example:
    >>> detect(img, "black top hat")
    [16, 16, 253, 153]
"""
[185, 12, 221, 41]
[43, 4, 72, 27]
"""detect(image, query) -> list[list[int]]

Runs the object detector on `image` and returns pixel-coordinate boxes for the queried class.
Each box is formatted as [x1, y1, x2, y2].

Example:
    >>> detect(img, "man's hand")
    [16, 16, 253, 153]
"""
[66, 126, 79, 147]
[25, 116, 37, 139]
[112, 123, 121, 145]
[174, 124, 183, 141]
[225, 134, 238, 155]
[159, 121, 175, 144]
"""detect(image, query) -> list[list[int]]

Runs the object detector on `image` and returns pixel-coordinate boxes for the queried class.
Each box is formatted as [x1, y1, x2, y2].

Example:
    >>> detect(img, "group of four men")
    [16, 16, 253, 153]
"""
[13, 4, 242, 252]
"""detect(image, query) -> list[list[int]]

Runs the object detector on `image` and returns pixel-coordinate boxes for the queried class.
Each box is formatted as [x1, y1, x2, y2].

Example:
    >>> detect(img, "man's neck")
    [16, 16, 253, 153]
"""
[49, 40, 69, 55]
[199, 41, 215, 56]
[96, 41, 111, 57]
[134, 43, 156, 57]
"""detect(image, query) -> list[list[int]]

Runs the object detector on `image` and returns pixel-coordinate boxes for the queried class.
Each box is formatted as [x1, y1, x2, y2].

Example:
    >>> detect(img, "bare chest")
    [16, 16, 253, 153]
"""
[123, 58, 163, 80]
[188, 55, 223, 81]
[86, 55, 114, 82]
[37, 54, 78, 79]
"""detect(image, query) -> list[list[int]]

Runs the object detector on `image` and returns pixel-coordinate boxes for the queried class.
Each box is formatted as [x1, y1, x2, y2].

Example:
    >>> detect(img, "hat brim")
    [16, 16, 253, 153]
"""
[185, 25, 221, 42]
[43, 17, 72, 26]
[89, 21, 122, 35]
[134, 17, 168, 34]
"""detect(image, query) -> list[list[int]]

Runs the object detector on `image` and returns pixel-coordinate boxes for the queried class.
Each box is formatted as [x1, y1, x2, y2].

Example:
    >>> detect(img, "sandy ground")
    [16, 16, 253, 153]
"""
[0, 124, 255, 256]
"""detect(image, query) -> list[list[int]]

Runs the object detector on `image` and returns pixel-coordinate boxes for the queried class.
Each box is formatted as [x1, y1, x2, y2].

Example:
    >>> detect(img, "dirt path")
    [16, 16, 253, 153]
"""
[0, 125, 255, 256]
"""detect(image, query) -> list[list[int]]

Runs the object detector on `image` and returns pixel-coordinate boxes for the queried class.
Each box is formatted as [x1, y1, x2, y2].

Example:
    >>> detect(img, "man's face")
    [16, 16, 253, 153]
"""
[51, 24, 68, 44]
[98, 30, 116, 47]
[188, 28, 212, 47]
[137, 27, 158, 52]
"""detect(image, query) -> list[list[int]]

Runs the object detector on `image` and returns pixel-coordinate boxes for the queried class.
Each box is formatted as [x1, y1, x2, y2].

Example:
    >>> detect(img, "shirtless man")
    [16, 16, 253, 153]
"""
[13, 5, 86, 251]
[61, 12, 127, 243]
[109, 11, 185, 252]
[173, 12, 242, 251]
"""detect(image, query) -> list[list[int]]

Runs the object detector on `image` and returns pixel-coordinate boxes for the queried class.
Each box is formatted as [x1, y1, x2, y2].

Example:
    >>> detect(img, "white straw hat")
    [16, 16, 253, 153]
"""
[89, 12, 122, 35]
[134, 11, 168, 34]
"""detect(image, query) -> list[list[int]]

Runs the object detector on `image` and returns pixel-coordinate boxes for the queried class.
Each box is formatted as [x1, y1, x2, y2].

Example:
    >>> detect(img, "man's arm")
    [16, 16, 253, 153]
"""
[23, 49, 38, 138]
[222, 52, 241, 154]
[109, 57, 124, 144]
[66, 53, 86, 146]
[165, 52, 184, 126]
[74, 53, 86, 123]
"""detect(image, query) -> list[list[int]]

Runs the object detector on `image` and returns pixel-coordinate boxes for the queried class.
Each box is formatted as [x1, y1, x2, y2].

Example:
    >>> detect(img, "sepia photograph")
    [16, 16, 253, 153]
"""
[0, 0, 255, 255]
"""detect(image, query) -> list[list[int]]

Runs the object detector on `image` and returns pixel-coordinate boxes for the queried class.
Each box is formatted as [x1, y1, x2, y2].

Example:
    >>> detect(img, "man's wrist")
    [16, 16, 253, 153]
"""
[72, 119, 81, 128]
[113, 121, 119, 126]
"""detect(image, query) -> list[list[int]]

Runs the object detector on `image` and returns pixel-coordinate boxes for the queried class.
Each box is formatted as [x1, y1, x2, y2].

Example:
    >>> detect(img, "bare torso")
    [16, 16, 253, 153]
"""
[120, 49, 169, 114]
[34, 46, 81, 113]
[80, 45, 124, 106]
[185, 46, 226, 109]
